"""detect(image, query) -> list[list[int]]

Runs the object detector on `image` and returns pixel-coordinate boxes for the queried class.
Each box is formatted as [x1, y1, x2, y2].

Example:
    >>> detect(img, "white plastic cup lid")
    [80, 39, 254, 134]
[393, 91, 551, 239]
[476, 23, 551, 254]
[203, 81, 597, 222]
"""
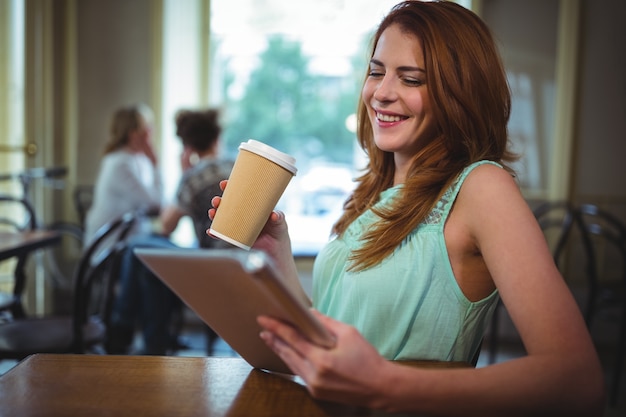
[239, 139, 297, 175]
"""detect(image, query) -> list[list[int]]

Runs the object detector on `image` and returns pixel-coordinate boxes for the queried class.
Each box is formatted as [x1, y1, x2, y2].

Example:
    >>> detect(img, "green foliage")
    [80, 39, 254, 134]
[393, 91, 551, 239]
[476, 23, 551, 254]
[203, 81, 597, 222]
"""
[221, 35, 361, 165]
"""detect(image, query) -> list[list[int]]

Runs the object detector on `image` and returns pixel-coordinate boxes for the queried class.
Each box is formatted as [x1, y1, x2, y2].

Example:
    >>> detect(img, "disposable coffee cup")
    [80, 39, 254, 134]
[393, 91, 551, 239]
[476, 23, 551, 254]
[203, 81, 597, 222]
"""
[209, 139, 297, 250]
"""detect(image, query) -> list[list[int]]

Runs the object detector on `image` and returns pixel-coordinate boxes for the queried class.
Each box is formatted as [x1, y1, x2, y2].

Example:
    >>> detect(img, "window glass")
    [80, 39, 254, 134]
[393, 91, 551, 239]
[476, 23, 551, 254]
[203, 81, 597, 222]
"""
[481, 0, 559, 197]
[0, 0, 25, 192]
[0, 0, 25, 287]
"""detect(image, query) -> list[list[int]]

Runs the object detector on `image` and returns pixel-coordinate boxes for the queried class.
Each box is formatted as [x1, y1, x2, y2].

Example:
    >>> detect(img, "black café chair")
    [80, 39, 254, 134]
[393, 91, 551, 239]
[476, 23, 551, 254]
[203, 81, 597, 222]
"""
[487, 201, 576, 364]
[0, 211, 137, 360]
[0, 194, 38, 318]
[575, 203, 626, 406]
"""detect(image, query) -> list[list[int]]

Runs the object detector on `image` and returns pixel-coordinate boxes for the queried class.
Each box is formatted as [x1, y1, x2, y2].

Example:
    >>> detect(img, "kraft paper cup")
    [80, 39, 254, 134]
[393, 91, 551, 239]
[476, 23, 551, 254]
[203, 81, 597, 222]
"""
[209, 139, 297, 250]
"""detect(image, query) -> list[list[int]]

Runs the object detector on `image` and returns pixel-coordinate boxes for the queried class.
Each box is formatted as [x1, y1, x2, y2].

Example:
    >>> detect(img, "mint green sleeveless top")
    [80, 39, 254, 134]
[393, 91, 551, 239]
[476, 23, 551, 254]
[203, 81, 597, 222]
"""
[312, 161, 500, 363]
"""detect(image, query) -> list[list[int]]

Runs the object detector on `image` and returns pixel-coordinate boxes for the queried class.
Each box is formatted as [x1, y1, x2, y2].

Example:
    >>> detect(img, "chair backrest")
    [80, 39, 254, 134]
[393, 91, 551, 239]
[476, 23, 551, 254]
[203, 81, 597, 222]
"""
[575, 204, 626, 325]
[0, 195, 39, 316]
[71, 211, 137, 352]
[532, 201, 576, 269]
[0, 194, 38, 231]
[574, 203, 626, 323]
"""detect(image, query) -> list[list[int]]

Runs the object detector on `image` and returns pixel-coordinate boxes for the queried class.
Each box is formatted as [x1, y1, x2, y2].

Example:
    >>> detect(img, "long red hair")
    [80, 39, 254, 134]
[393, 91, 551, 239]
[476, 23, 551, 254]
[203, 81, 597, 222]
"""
[333, 0, 517, 271]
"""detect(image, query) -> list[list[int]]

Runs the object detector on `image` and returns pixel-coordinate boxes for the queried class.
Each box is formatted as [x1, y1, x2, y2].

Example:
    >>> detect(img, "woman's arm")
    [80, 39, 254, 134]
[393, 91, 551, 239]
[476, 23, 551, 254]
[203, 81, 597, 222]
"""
[160, 205, 184, 236]
[442, 164, 605, 415]
[379, 165, 605, 415]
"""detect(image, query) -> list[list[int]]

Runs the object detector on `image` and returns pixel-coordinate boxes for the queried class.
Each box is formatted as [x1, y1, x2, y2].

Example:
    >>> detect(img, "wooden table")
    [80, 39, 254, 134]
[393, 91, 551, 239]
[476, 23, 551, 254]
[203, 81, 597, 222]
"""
[0, 230, 61, 262]
[0, 354, 468, 416]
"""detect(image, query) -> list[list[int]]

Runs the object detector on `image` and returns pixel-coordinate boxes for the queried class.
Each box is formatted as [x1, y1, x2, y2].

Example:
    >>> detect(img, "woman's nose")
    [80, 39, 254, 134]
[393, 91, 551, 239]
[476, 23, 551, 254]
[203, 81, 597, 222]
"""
[373, 75, 398, 102]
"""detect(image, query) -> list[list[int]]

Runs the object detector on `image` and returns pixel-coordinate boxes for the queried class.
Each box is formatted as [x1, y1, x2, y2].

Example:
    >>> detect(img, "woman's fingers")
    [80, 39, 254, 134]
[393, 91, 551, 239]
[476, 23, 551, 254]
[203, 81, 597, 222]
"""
[257, 315, 314, 356]
[257, 315, 318, 376]
[207, 181, 226, 221]
[205, 179, 228, 238]
[207, 197, 220, 223]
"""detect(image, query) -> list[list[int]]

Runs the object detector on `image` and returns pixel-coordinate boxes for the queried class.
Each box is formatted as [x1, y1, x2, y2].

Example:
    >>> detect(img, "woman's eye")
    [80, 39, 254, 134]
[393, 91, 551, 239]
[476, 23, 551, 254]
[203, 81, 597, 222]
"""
[368, 70, 384, 77]
[403, 78, 424, 86]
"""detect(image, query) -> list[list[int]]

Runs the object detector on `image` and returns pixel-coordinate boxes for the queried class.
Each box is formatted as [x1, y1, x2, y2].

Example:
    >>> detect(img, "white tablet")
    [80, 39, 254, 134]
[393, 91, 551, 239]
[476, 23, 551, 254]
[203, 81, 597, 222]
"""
[134, 247, 335, 374]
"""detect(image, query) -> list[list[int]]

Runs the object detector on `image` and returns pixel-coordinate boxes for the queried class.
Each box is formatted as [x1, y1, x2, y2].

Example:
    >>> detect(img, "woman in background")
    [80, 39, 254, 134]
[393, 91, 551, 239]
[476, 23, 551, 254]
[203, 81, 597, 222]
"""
[86, 103, 168, 355]
[84, 103, 163, 247]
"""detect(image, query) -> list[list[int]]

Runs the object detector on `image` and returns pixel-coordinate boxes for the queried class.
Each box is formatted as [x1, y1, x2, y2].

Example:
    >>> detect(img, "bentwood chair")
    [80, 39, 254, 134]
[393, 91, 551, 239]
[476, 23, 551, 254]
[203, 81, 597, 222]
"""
[0, 194, 38, 231]
[575, 203, 626, 406]
[487, 201, 576, 364]
[0, 211, 137, 360]
[0, 195, 39, 318]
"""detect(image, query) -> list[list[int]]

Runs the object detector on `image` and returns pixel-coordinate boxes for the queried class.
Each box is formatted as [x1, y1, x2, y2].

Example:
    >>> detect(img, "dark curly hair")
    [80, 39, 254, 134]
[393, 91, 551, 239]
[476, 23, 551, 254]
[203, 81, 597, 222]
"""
[175, 108, 222, 152]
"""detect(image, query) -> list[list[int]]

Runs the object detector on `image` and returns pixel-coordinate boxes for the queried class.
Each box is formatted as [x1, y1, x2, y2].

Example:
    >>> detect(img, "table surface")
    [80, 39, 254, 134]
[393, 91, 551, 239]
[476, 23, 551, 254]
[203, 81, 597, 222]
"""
[0, 230, 61, 262]
[0, 354, 469, 417]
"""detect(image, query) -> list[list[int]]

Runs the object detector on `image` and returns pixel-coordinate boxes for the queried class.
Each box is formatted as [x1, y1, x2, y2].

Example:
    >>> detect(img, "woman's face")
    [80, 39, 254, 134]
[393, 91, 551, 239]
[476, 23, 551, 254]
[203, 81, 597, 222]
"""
[362, 24, 436, 165]
[129, 117, 152, 147]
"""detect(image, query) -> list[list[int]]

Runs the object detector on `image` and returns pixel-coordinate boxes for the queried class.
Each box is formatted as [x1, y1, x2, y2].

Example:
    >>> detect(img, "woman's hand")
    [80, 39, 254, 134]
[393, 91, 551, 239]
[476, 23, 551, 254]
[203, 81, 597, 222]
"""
[208, 180, 292, 255]
[129, 125, 158, 166]
[257, 311, 389, 408]
[208, 180, 302, 290]
[143, 143, 158, 166]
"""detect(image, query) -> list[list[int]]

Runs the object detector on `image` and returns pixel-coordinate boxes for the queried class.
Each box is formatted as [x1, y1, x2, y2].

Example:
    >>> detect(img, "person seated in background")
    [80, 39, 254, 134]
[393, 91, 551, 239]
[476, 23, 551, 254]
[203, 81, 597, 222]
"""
[211, 1, 605, 415]
[107, 107, 233, 355]
[159, 108, 234, 247]
[84, 103, 172, 353]
[84, 103, 170, 355]
[84, 103, 163, 249]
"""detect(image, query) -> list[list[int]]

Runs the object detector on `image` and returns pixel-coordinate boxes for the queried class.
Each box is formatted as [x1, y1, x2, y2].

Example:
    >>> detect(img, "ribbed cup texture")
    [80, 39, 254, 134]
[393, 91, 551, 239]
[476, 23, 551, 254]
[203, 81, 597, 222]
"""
[210, 149, 294, 249]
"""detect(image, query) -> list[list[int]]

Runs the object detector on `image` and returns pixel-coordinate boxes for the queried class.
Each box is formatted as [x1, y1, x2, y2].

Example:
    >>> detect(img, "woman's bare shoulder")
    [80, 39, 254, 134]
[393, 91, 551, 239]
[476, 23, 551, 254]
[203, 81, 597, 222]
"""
[455, 163, 535, 238]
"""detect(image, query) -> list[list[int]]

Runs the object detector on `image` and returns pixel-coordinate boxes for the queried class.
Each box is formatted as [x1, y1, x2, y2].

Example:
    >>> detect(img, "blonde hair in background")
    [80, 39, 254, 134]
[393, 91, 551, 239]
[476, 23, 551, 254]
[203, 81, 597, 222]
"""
[103, 103, 154, 155]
